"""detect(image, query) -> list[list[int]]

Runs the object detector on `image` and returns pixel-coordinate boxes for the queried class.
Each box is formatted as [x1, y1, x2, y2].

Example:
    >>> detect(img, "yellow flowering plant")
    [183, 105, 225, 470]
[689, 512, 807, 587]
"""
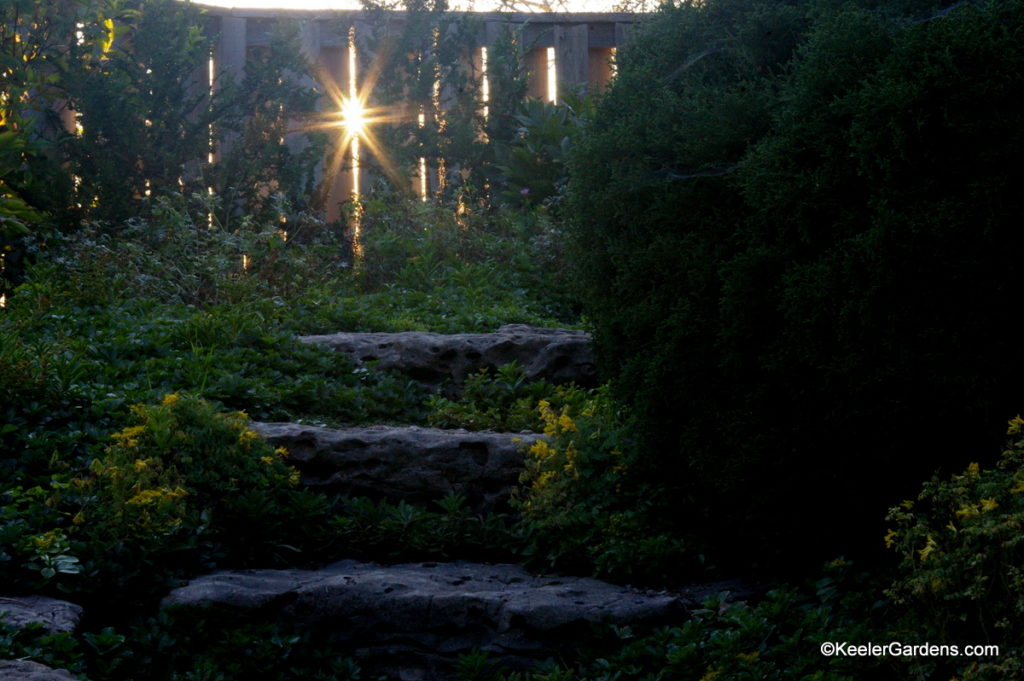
[884, 416, 1024, 680]
[426, 362, 589, 433]
[75, 393, 332, 592]
[512, 387, 699, 583]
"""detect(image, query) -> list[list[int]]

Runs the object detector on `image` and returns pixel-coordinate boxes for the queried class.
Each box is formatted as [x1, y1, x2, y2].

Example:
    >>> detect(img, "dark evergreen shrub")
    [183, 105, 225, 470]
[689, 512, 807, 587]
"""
[567, 0, 1024, 573]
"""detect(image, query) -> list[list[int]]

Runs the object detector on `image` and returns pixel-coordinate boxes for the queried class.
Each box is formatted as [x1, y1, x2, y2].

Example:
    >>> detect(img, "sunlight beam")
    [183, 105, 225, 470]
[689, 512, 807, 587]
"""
[340, 95, 366, 139]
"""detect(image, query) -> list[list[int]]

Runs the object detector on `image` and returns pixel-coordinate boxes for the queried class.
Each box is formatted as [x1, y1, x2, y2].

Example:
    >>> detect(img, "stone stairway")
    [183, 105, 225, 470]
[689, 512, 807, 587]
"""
[300, 323, 598, 395]
[251, 422, 542, 514]
[1, 326, 744, 681]
[161, 561, 698, 681]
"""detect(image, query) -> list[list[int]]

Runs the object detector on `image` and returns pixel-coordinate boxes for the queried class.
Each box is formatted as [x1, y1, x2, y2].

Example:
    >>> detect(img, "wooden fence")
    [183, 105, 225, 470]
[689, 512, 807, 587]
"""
[203, 8, 639, 218]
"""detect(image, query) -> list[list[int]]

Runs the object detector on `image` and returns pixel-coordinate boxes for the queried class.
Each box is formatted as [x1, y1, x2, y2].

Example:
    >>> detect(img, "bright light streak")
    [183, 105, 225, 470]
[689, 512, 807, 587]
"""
[340, 96, 366, 138]
[480, 46, 490, 120]
[347, 27, 361, 200]
[208, 55, 216, 164]
[546, 46, 557, 103]
[418, 109, 427, 201]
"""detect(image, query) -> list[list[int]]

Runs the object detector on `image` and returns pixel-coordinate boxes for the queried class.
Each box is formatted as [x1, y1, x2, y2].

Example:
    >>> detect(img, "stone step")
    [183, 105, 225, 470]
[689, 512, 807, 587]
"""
[252, 422, 542, 513]
[0, 660, 81, 681]
[161, 560, 703, 680]
[0, 597, 84, 681]
[0, 595, 82, 635]
[299, 324, 596, 394]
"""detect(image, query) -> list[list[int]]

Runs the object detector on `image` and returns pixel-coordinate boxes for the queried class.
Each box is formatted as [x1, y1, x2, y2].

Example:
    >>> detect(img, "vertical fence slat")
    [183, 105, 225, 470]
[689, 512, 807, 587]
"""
[555, 23, 588, 98]
[588, 47, 615, 94]
[524, 47, 548, 100]
[216, 16, 247, 160]
[219, 16, 248, 81]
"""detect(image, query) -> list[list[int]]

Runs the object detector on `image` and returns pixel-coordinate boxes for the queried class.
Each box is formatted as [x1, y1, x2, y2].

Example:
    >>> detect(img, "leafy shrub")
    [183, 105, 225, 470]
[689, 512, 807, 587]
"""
[490, 97, 588, 209]
[37, 191, 350, 308]
[0, 322, 113, 491]
[0, 132, 45, 239]
[351, 191, 577, 327]
[21, 394, 332, 601]
[0, 0, 87, 236]
[567, 0, 1024, 571]
[0, 481, 83, 593]
[427, 363, 588, 432]
[60, 0, 324, 227]
[581, 578, 883, 681]
[0, 611, 363, 681]
[80, 393, 331, 560]
[329, 493, 518, 563]
[884, 417, 1024, 680]
[513, 388, 698, 584]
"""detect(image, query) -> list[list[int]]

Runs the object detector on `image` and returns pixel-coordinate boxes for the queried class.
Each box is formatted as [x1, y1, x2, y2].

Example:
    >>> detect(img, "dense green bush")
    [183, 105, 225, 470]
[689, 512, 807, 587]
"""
[567, 0, 1024, 572]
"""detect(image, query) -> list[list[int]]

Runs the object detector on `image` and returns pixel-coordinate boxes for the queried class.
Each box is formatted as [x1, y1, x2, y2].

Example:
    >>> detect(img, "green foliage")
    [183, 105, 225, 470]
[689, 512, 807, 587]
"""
[568, 0, 1024, 571]
[452, 562, 890, 681]
[40, 192, 349, 307]
[570, 565, 888, 681]
[204, 21, 327, 226]
[0, 0, 92, 225]
[480, 23, 529, 149]
[1, 483, 83, 592]
[0, 132, 44, 238]
[64, 0, 216, 222]
[884, 418, 1024, 680]
[116, 611, 363, 681]
[336, 3, 533, 199]
[0, 287, 430, 429]
[85, 394, 299, 537]
[352, 191, 576, 326]
[513, 388, 697, 584]
[427, 363, 588, 432]
[0, 611, 363, 681]
[67, 394, 332, 596]
[329, 493, 518, 563]
[490, 97, 586, 209]
[0, 392, 337, 600]
[351, 3, 489, 198]
[1, 0, 323, 230]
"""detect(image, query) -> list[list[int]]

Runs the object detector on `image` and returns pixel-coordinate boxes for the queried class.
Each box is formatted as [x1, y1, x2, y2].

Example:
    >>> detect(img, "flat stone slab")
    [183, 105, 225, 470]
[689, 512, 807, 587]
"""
[0, 661, 80, 681]
[162, 560, 688, 678]
[252, 423, 541, 512]
[0, 596, 82, 634]
[299, 324, 596, 393]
